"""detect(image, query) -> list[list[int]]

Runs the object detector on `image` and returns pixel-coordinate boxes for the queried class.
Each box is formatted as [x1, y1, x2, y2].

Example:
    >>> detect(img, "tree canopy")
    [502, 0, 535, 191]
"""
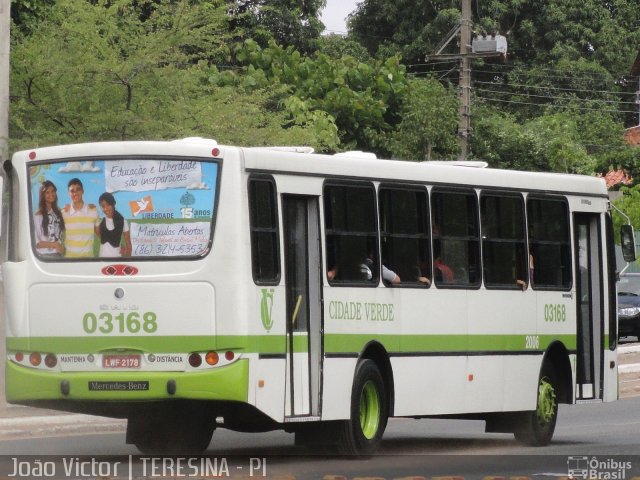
[8, 0, 640, 177]
[226, 0, 326, 54]
[348, 0, 640, 76]
[347, 0, 640, 172]
[10, 0, 338, 151]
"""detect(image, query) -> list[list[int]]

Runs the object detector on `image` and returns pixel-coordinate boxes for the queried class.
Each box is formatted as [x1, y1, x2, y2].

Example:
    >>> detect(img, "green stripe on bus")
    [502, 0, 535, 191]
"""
[7, 333, 578, 355]
[324, 334, 577, 353]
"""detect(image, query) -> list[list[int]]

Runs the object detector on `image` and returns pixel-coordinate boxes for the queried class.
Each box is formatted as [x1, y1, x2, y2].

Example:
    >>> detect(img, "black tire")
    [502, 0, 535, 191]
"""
[128, 407, 215, 454]
[514, 361, 558, 446]
[334, 359, 388, 456]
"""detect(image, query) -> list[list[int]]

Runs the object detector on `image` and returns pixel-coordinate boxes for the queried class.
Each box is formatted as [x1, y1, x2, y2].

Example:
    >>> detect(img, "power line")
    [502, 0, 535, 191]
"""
[408, 70, 461, 78]
[474, 87, 638, 106]
[475, 95, 637, 114]
[472, 70, 638, 85]
[409, 60, 460, 68]
[474, 79, 637, 97]
[472, 64, 638, 81]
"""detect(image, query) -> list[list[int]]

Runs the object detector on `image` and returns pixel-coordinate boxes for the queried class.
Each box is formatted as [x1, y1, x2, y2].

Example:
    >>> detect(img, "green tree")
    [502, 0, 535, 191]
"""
[613, 186, 640, 242]
[469, 106, 545, 170]
[223, 39, 408, 154]
[348, 0, 640, 74]
[315, 34, 371, 63]
[348, 0, 460, 66]
[348, 0, 640, 171]
[472, 103, 637, 174]
[226, 0, 326, 54]
[10, 0, 337, 151]
[390, 78, 458, 161]
[523, 114, 595, 174]
[10, 0, 55, 34]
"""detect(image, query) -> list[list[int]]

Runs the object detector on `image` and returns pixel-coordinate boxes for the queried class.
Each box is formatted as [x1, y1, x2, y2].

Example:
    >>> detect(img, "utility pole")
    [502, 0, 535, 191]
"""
[427, 1, 507, 161]
[0, 0, 9, 166]
[0, 0, 8, 407]
[458, 0, 472, 160]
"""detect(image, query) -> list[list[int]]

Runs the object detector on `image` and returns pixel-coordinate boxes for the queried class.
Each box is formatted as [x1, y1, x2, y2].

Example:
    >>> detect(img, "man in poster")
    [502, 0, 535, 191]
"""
[62, 178, 99, 258]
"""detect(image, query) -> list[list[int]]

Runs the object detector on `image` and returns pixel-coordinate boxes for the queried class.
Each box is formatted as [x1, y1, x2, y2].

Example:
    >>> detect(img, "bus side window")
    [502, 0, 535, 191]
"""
[431, 188, 481, 288]
[248, 177, 280, 284]
[324, 183, 378, 284]
[527, 196, 571, 290]
[379, 186, 431, 287]
[481, 193, 527, 290]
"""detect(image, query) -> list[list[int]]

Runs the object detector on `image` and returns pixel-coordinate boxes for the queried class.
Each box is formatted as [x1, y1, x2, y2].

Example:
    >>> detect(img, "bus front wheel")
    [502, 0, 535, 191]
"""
[336, 359, 388, 456]
[514, 362, 558, 446]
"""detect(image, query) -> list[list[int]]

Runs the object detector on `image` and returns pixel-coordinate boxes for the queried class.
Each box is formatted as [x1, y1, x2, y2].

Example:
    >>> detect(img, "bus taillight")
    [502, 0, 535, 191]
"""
[187, 350, 239, 369]
[188, 353, 202, 368]
[15, 352, 24, 362]
[29, 352, 42, 367]
[205, 352, 219, 366]
[44, 354, 58, 368]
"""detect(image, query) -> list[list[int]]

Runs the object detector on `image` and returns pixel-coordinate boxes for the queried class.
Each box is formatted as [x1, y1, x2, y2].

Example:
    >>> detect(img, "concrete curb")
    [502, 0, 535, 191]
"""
[618, 344, 640, 373]
[619, 364, 640, 373]
[619, 344, 640, 353]
[0, 413, 125, 437]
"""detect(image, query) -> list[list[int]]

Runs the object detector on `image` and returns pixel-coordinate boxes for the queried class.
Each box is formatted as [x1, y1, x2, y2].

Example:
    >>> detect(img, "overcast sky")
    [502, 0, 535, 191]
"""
[320, 0, 359, 34]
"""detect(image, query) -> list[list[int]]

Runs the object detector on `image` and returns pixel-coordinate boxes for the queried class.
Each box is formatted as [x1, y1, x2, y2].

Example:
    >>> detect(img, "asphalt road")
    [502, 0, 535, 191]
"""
[1, 397, 640, 479]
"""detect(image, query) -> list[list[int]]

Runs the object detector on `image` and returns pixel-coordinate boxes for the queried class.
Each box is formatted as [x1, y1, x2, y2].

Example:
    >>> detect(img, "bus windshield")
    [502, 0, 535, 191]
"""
[28, 157, 219, 260]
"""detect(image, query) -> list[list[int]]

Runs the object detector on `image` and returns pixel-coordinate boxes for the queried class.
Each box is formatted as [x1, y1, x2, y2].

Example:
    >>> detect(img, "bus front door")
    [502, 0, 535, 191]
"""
[282, 195, 322, 418]
[574, 213, 603, 401]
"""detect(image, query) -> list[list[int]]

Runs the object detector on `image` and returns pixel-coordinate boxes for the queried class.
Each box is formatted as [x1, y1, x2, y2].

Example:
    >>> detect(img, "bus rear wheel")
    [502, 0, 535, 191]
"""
[127, 407, 215, 454]
[335, 359, 388, 456]
[514, 362, 558, 446]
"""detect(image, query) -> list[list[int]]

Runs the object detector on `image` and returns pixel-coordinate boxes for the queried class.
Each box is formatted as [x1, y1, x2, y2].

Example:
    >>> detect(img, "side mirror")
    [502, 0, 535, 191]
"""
[621, 224, 636, 263]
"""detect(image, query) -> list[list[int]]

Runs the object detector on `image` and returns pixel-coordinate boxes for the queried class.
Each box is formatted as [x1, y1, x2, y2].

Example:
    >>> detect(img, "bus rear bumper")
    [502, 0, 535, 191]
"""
[5, 359, 249, 403]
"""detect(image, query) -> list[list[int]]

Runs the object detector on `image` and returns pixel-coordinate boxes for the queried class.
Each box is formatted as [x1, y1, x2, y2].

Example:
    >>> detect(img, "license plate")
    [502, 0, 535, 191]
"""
[102, 354, 141, 369]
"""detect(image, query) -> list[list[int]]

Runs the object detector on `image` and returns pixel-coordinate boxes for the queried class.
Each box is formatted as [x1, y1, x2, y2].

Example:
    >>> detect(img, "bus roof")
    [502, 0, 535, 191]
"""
[13, 139, 608, 198]
[242, 147, 607, 198]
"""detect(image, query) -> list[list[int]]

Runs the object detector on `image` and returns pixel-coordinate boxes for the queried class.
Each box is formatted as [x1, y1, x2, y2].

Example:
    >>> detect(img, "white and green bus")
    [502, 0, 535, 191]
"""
[1, 138, 633, 454]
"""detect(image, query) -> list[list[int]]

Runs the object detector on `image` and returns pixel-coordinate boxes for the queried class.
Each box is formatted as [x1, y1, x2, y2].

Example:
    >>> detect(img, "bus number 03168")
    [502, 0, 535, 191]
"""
[544, 303, 567, 322]
[82, 311, 158, 334]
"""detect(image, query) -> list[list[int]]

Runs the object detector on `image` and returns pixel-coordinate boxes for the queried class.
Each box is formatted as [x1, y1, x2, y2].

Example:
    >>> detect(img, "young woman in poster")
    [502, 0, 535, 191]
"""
[34, 180, 65, 257]
[95, 192, 132, 257]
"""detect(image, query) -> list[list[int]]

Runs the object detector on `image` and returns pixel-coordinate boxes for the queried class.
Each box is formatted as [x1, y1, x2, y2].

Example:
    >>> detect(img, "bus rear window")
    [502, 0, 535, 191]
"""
[28, 157, 219, 260]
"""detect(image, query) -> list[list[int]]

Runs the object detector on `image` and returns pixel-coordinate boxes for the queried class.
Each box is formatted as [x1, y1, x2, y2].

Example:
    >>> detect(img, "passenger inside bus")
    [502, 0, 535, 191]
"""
[416, 260, 431, 285]
[359, 249, 401, 285]
[327, 265, 338, 281]
[516, 253, 533, 289]
[382, 264, 400, 284]
[433, 243, 454, 283]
